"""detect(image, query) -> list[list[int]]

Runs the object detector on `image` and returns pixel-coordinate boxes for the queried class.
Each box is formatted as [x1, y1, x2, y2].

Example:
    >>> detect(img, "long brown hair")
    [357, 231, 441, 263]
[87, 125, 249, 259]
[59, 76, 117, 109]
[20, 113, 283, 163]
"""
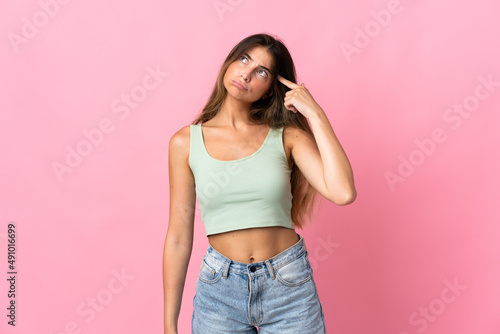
[192, 33, 320, 229]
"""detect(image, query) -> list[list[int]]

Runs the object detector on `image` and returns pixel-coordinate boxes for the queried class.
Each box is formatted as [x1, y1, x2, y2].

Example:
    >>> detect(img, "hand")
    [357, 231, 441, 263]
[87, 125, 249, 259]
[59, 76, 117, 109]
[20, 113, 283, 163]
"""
[277, 75, 322, 119]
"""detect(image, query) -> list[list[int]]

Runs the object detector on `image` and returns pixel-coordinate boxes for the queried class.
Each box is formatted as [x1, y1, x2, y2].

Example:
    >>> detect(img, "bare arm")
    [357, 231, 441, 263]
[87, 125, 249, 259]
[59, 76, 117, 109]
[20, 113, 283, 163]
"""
[278, 75, 356, 205]
[163, 126, 196, 333]
[287, 109, 356, 205]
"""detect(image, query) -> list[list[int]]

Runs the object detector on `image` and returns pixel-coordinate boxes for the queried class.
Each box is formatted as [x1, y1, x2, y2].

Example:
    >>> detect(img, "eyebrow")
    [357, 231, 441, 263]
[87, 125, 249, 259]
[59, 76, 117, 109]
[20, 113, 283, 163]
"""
[243, 53, 272, 74]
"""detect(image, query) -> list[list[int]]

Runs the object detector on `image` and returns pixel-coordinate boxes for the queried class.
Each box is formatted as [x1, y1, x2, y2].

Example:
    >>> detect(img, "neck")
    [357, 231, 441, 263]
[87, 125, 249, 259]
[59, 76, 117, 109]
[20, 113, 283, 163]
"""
[217, 95, 254, 128]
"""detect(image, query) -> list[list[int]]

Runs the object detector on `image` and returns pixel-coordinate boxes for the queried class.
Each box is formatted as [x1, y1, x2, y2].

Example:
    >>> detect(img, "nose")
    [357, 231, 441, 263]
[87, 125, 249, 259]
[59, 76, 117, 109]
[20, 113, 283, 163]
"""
[240, 69, 251, 81]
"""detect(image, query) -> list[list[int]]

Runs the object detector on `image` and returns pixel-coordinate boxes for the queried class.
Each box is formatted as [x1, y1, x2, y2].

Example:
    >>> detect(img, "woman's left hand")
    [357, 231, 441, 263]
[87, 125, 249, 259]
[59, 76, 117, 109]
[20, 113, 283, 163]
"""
[277, 75, 322, 119]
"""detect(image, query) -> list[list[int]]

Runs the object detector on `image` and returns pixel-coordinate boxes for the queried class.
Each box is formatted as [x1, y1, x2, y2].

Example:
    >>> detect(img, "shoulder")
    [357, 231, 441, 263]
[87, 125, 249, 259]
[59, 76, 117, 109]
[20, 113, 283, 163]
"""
[169, 125, 192, 158]
[283, 125, 315, 149]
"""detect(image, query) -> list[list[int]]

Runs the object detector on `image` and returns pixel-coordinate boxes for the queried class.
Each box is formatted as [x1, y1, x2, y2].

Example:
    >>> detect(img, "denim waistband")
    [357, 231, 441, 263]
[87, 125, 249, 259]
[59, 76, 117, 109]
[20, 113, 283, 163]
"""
[204, 233, 307, 278]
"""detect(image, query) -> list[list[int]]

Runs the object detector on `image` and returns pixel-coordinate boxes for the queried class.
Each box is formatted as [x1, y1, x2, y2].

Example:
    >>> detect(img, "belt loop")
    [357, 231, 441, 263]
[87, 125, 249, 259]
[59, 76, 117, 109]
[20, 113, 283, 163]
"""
[222, 259, 231, 278]
[265, 260, 275, 279]
[300, 234, 307, 252]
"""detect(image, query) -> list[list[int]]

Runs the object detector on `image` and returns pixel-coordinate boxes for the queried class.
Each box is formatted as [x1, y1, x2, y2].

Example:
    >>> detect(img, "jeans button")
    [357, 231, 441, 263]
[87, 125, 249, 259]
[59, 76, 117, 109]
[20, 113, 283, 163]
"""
[249, 266, 256, 272]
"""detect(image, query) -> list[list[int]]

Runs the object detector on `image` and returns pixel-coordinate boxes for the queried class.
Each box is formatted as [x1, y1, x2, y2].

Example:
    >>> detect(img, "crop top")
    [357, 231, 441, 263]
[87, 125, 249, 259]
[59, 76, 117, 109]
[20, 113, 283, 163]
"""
[188, 123, 295, 236]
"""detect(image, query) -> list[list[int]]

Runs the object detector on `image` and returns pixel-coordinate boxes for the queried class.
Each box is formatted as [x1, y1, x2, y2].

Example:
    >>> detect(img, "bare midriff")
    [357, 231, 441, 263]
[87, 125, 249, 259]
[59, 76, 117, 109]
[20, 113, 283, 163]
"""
[207, 226, 300, 264]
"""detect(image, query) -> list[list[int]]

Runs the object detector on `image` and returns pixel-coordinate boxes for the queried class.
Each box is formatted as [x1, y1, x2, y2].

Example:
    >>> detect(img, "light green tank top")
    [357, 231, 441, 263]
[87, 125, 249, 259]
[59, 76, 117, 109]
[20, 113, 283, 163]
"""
[188, 123, 295, 236]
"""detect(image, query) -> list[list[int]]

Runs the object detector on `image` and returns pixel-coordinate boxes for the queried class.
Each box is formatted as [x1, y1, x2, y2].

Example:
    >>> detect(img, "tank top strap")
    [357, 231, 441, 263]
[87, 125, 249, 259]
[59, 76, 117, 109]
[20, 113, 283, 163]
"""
[270, 126, 285, 145]
[266, 125, 287, 163]
[188, 124, 204, 169]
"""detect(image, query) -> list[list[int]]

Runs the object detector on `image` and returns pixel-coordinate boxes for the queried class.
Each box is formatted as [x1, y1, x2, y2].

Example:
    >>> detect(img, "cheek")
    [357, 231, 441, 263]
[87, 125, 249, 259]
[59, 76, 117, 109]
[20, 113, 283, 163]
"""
[225, 66, 233, 78]
[257, 80, 271, 93]
[225, 63, 238, 77]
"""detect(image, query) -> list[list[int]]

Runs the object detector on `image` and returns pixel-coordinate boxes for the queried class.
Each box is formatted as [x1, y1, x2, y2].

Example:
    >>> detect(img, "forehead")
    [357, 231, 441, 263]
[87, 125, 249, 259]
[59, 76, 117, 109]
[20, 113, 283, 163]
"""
[244, 45, 274, 71]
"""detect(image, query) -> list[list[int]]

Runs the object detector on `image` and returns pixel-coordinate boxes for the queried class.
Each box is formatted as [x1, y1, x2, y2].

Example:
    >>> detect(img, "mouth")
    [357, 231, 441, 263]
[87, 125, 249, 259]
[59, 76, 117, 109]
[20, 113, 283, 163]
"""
[232, 80, 247, 90]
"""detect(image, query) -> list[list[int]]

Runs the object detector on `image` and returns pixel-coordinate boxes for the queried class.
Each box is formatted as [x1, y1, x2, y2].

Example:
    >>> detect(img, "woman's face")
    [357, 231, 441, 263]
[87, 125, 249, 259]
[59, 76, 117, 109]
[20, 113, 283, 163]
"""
[223, 45, 274, 103]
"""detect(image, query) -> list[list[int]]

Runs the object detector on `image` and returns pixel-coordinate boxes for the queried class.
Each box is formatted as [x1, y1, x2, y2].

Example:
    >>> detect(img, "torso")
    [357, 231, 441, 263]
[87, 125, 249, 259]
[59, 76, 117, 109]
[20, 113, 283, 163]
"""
[199, 120, 298, 264]
[208, 227, 300, 264]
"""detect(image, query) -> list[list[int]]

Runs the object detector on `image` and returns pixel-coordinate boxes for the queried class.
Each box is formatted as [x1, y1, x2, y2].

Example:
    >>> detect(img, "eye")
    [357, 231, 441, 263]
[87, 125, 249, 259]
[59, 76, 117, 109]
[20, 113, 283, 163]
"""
[240, 55, 248, 63]
[258, 69, 268, 78]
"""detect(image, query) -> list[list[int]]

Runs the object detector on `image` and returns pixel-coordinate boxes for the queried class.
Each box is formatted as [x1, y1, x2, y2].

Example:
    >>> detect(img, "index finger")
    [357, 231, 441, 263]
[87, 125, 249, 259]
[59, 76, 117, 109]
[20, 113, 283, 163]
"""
[277, 75, 300, 89]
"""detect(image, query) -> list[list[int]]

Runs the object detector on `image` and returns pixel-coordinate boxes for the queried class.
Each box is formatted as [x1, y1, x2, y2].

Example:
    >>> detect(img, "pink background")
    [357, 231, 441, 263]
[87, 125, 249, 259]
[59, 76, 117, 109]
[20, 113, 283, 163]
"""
[1, 0, 499, 333]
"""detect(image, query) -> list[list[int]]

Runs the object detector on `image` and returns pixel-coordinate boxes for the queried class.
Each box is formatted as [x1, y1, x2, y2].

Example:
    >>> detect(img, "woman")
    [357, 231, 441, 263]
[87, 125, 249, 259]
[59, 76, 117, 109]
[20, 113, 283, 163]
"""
[163, 33, 356, 333]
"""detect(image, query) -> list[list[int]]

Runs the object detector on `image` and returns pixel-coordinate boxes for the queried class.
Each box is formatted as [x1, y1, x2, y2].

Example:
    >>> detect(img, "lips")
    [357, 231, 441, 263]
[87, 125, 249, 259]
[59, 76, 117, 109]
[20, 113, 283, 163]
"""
[232, 80, 247, 90]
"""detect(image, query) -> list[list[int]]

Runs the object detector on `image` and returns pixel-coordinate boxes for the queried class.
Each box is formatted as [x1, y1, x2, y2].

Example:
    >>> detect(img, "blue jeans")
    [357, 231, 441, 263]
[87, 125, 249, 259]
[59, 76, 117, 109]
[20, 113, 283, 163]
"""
[192, 233, 326, 333]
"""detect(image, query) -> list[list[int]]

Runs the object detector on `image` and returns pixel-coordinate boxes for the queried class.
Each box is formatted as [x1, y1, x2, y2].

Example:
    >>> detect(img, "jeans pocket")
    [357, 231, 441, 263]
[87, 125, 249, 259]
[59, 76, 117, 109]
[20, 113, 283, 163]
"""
[198, 256, 224, 284]
[275, 252, 313, 287]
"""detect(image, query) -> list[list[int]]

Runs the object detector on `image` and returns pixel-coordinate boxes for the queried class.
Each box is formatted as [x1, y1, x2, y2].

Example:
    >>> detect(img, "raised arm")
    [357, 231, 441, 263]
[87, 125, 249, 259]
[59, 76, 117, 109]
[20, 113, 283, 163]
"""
[278, 75, 356, 205]
[163, 125, 196, 334]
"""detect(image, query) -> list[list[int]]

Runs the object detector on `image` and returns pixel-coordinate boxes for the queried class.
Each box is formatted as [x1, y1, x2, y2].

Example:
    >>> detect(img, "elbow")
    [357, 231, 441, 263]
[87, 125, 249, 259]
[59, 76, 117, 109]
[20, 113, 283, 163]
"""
[331, 188, 357, 206]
